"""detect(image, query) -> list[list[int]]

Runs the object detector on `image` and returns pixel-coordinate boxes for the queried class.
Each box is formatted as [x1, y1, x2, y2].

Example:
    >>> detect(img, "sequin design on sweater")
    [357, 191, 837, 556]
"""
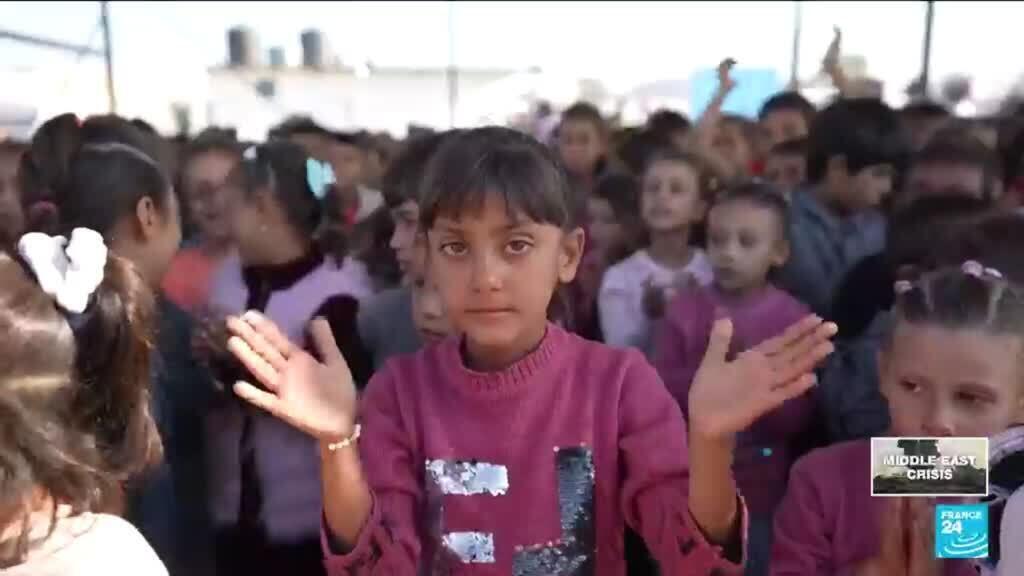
[512, 446, 596, 576]
[425, 459, 509, 566]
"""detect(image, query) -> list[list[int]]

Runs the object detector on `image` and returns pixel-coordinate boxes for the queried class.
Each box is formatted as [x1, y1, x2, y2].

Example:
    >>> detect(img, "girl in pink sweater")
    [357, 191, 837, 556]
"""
[224, 127, 836, 575]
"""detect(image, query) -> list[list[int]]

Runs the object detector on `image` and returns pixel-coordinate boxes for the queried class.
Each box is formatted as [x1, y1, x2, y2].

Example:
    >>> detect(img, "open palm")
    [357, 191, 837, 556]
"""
[688, 315, 837, 439]
[226, 311, 358, 442]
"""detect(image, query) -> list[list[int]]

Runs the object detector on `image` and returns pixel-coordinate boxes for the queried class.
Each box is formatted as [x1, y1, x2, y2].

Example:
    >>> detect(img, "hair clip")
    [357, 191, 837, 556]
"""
[961, 260, 1003, 280]
[894, 280, 914, 295]
[242, 145, 258, 161]
[17, 228, 108, 314]
[306, 158, 336, 200]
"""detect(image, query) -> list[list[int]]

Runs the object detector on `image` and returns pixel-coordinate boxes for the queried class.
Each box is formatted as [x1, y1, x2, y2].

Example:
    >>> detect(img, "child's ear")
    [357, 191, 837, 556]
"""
[557, 227, 586, 283]
[134, 196, 160, 241]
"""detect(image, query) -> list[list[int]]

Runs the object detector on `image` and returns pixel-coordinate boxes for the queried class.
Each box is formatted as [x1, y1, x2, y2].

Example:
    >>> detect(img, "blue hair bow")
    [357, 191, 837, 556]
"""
[306, 158, 336, 200]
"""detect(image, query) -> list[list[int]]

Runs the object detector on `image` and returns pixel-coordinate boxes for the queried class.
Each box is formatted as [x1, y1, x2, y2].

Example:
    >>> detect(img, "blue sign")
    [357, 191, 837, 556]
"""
[689, 68, 783, 119]
[935, 504, 988, 559]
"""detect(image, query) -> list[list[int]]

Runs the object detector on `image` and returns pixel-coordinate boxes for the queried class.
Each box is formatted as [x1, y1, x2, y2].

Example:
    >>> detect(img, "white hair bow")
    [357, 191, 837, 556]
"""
[17, 228, 109, 314]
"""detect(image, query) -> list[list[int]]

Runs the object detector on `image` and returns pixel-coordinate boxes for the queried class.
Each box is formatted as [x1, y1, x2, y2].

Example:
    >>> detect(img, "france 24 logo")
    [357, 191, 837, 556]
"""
[935, 504, 988, 559]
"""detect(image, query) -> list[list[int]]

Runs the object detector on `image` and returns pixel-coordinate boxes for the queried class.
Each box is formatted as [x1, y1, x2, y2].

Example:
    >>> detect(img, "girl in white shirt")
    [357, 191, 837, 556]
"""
[599, 151, 714, 356]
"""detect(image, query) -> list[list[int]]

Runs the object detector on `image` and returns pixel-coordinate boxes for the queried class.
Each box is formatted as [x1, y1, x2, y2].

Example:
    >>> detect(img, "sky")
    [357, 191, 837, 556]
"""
[0, 1, 1021, 132]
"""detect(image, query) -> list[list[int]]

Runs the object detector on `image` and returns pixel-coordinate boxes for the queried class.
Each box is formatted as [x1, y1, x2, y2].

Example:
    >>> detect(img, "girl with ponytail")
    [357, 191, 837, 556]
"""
[0, 229, 165, 574]
[21, 113, 214, 575]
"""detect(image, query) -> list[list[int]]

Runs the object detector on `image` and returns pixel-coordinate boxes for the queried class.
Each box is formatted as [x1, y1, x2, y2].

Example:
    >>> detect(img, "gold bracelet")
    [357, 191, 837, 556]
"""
[327, 424, 361, 452]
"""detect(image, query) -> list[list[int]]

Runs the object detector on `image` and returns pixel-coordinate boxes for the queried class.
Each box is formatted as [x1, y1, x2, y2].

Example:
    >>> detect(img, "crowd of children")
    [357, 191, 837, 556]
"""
[2, 30, 1024, 576]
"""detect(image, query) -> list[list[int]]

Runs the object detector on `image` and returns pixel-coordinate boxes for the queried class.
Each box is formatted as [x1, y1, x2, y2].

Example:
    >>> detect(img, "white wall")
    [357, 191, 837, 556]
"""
[207, 67, 513, 138]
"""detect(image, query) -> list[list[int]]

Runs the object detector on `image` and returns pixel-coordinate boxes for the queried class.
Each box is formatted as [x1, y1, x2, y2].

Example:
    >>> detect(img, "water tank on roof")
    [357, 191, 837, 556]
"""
[228, 27, 260, 68]
[301, 29, 325, 70]
[269, 47, 286, 69]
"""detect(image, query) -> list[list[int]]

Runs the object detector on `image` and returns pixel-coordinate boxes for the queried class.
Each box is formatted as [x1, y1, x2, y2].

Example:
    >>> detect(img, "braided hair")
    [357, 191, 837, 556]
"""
[893, 261, 1024, 341]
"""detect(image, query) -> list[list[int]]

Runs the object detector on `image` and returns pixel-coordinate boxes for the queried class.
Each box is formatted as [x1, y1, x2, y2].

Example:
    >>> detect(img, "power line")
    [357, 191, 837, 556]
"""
[1, 1, 116, 113]
[0, 29, 104, 57]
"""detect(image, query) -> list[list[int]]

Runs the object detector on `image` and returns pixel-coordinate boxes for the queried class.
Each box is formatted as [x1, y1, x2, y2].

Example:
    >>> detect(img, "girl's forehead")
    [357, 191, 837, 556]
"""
[890, 323, 1024, 385]
[648, 159, 695, 177]
[563, 119, 600, 135]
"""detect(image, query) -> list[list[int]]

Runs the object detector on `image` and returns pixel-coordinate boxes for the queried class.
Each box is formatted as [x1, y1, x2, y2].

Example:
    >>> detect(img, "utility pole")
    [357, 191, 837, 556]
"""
[919, 0, 934, 96]
[446, 0, 457, 128]
[789, 1, 802, 89]
[100, 1, 117, 113]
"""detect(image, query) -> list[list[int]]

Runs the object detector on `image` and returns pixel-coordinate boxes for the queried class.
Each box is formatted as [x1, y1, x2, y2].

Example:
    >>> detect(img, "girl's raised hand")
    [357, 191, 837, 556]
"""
[716, 58, 737, 94]
[226, 311, 358, 442]
[687, 315, 836, 439]
[823, 27, 843, 74]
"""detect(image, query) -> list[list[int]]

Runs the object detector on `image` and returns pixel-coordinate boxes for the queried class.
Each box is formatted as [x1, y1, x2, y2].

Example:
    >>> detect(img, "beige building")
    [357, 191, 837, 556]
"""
[206, 63, 520, 140]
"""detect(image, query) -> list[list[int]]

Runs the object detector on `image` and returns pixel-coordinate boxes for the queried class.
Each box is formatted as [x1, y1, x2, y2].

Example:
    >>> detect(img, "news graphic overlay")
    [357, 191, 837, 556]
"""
[935, 504, 989, 559]
[871, 437, 989, 497]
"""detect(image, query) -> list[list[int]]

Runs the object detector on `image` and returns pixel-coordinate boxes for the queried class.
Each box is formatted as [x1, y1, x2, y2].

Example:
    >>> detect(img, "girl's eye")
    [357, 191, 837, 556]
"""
[956, 393, 983, 407]
[955, 391, 991, 409]
[900, 380, 922, 394]
[440, 242, 468, 257]
[506, 240, 532, 255]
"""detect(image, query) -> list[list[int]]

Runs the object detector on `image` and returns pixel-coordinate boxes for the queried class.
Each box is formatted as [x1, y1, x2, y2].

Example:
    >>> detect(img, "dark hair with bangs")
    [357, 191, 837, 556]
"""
[233, 140, 349, 261]
[709, 179, 791, 242]
[642, 148, 720, 200]
[560, 102, 607, 136]
[646, 109, 691, 137]
[268, 116, 331, 140]
[911, 127, 1003, 199]
[759, 91, 816, 125]
[935, 211, 1024, 286]
[806, 98, 910, 184]
[418, 127, 579, 231]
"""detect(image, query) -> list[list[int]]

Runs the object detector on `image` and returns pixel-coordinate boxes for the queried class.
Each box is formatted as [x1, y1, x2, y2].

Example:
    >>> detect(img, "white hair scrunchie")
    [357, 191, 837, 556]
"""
[17, 228, 109, 314]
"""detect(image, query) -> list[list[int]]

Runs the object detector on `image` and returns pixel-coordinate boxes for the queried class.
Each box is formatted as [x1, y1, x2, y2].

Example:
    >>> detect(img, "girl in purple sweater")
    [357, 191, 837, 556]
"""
[655, 182, 816, 576]
[772, 262, 1024, 575]
[203, 141, 374, 576]
[223, 127, 836, 575]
